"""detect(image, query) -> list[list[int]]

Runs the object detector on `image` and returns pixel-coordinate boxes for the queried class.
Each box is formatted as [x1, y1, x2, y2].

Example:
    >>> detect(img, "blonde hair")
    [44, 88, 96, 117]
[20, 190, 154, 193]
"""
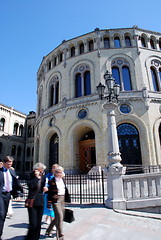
[33, 162, 46, 171]
[54, 166, 64, 173]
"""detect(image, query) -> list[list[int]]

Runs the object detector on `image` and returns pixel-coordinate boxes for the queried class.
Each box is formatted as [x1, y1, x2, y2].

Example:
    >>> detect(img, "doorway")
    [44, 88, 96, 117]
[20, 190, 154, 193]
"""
[79, 139, 96, 173]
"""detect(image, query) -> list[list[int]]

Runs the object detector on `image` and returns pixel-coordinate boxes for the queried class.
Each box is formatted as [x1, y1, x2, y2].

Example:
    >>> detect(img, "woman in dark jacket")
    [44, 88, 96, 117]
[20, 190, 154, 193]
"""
[25, 163, 46, 240]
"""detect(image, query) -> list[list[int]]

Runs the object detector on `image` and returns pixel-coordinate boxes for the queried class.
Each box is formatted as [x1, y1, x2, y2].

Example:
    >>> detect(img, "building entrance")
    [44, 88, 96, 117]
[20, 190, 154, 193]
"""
[79, 139, 96, 173]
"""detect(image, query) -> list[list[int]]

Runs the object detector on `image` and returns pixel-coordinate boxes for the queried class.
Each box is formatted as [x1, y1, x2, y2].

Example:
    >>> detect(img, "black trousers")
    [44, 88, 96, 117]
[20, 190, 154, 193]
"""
[25, 206, 44, 240]
[0, 192, 11, 237]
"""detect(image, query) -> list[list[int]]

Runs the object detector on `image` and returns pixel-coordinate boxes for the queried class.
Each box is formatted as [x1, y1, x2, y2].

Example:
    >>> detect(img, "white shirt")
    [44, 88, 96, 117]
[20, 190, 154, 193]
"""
[55, 177, 65, 195]
[3, 168, 12, 192]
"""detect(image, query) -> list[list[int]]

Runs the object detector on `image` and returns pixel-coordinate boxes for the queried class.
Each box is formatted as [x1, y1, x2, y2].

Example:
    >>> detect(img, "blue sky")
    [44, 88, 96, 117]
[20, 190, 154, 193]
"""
[1, 0, 161, 114]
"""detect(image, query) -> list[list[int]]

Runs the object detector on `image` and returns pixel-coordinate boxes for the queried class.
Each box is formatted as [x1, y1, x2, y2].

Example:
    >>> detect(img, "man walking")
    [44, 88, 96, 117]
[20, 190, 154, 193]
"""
[0, 156, 23, 239]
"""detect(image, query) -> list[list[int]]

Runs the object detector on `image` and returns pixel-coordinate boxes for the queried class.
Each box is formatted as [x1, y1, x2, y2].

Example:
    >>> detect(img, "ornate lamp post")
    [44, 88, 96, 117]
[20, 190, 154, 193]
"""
[96, 70, 122, 169]
[96, 70, 126, 210]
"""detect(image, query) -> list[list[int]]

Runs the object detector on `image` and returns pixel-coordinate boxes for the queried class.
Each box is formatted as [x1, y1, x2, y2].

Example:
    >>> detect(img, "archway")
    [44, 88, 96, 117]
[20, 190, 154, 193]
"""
[79, 130, 96, 173]
[117, 123, 142, 165]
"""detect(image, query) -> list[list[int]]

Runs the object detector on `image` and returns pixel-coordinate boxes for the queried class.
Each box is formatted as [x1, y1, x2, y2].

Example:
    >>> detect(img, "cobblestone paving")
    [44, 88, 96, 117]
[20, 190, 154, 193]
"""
[2, 201, 161, 240]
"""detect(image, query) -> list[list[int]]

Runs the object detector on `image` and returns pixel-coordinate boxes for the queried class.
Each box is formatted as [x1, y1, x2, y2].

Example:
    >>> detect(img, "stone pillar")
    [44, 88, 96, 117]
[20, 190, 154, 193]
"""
[103, 102, 126, 210]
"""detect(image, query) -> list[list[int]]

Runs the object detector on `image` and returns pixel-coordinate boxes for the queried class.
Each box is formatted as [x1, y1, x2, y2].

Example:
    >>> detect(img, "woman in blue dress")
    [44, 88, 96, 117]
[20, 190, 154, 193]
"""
[43, 164, 59, 224]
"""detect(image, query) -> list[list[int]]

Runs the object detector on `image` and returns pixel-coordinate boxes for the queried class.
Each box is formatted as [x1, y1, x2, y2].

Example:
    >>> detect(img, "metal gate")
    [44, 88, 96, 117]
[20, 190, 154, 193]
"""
[65, 171, 107, 204]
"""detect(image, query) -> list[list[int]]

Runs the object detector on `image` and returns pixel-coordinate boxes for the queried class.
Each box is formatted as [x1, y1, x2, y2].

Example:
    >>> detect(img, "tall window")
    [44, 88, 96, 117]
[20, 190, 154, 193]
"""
[150, 60, 161, 91]
[75, 65, 91, 98]
[84, 71, 91, 95]
[150, 38, 155, 49]
[0, 118, 5, 131]
[114, 36, 121, 48]
[112, 58, 132, 91]
[11, 145, 16, 156]
[49, 76, 59, 107]
[79, 43, 84, 54]
[151, 67, 159, 91]
[141, 36, 146, 47]
[27, 125, 32, 137]
[112, 67, 121, 85]
[125, 36, 131, 47]
[104, 37, 110, 48]
[75, 73, 82, 97]
[117, 123, 142, 165]
[88, 40, 94, 51]
[71, 46, 75, 57]
[159, 124, 161, 145]
[19, 125, 23, 136]
[13, 123, 18, 135]
[49, 133, 59, 170]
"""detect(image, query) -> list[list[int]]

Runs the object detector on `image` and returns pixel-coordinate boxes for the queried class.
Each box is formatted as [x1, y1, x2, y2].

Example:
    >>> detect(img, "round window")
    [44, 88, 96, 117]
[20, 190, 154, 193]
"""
[78, 109, 87, 119]
[120, 104, 131, 114]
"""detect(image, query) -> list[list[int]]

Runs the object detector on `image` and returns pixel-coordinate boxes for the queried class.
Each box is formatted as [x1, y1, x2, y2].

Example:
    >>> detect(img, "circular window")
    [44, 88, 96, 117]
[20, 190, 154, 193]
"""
[78, 109, 87, 119]
[120, 104, 131, 114]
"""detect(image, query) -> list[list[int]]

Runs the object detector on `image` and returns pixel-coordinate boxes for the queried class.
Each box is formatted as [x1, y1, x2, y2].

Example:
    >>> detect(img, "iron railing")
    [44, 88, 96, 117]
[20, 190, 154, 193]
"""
[19, 171, 107, 204]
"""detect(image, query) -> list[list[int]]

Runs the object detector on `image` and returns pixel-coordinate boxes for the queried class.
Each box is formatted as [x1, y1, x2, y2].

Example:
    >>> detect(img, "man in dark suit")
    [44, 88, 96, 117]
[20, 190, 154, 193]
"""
[0, 156, 23, 240]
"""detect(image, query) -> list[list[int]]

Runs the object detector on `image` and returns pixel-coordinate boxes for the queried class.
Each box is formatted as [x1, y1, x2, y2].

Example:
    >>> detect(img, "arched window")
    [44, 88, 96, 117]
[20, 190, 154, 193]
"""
[150, 38, 155, 49]
[88, 40, 94, 51]
[104, 37, 110, 48]
[58, 52, 63, 63]
[0, 118, 5, 131]
[0, 142, 3, 154]
[117, 123, 142, 165]
[112, 58, 132, 91]
[19, 125, 23, 136]
[75, 73, 82, 97]
[112, 67, 121, 86]
[48, 61, 52, 70]
[125, 36, 131, 47]
[13, 123, 18, 135]
[114, 36, 121, 48]
[79, 43, 84, 54]
[151, 67, 159, 91]
[141, 36, 146, 47]
[71, 46, 75, 57]
[27, 125, 32, 137]
[49, 133, 59, 170]
[75, 65, 91, 98]
[49, 76, 59, 107]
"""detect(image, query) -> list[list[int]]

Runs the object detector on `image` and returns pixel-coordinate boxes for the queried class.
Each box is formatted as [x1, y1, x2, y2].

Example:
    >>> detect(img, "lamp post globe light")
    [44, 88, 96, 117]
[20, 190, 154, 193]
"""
[96, 70, 123, 170]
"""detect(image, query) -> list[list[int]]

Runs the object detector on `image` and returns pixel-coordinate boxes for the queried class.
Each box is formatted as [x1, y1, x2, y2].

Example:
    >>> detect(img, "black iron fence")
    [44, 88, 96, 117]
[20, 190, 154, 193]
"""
[19, 171, 107, 204]
[65, 171, 107, 204]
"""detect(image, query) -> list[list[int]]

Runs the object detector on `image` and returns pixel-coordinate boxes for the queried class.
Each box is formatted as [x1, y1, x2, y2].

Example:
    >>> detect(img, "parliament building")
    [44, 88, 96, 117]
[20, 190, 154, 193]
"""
[1, 26, 161, 173]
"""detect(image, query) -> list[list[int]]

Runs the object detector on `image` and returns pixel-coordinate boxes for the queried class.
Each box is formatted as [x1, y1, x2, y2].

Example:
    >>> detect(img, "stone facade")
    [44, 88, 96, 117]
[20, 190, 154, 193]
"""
[0, 104, 35, 174]
[35, 26, 161, 173]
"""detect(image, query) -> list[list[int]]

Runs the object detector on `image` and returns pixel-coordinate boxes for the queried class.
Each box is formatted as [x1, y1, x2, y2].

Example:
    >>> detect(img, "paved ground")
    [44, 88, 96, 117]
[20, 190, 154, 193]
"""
[2, 200, 161, 240]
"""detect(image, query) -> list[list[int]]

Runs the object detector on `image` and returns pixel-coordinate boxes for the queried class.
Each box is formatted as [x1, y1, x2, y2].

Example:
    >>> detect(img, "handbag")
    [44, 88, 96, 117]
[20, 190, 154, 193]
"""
[63, 208, 75, 223]
[25, 198, 34, 208]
